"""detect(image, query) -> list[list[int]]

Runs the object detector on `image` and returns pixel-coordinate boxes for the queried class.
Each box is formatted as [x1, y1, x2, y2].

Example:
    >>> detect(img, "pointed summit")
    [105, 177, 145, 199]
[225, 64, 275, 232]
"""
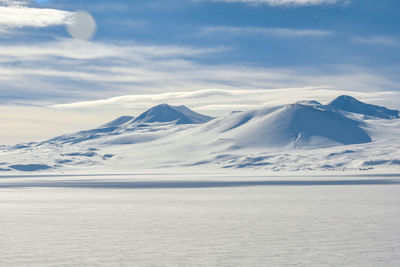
[328, 95, 399, 119]
[133, 104, 214, 124]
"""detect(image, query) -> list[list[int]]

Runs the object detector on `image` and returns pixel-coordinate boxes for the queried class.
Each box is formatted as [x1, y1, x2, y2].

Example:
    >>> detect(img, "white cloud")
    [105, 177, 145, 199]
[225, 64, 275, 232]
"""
[0, 38, 224, 61]
[45, 86, 328, 110]
[0, 38, 398, 107]
[201, 26, 331, 37]
[0, 3, 72, 29]
[0, 39, 230, 103]
[0, 0, 28, 6]
[204, 0, 349, 6]
[51, 87, 400, 116]
[351, 36, 400, 48]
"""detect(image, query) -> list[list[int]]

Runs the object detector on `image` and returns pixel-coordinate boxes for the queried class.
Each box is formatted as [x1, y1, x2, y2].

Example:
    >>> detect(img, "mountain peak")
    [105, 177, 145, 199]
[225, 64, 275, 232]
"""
[328, 95, 399, 119]
[133, 103, 214, 124]
[154, 103, 174, 108]
[330, 95, 360, 104]
[208, 102, 371, 149]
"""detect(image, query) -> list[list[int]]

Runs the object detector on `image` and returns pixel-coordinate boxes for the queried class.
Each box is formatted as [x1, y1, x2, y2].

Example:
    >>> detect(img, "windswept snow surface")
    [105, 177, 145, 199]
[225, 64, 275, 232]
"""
[1, 97, 399, 265]
[0, 96, 399, 173]
[0, 173, 400, 266]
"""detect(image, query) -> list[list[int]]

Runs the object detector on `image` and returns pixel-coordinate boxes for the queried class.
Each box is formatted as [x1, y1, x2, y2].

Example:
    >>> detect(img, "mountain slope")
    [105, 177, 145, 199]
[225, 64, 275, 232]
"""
[199, 101, 371, 149]
[328, 95, 399, 119]
[101, 116, 134, 127]
[47, 104, 213, 145]
[133, 104, 214, 124]
[6, 96, 400, 173]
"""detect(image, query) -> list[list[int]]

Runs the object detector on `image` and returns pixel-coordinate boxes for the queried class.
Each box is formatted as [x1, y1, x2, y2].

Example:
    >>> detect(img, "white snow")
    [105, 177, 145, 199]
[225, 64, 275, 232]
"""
[133, 103, 214, 124]
[328, 95, 399, 119]
[0, 173, 399, 266]
[1, 96, 399, 265]
[0, 95, 399, 173]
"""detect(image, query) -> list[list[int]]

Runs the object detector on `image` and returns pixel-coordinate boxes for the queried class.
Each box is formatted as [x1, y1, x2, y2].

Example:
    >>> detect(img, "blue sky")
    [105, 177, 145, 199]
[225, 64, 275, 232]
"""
[0, 0, 400, 143]
[52, 0, 400, 68]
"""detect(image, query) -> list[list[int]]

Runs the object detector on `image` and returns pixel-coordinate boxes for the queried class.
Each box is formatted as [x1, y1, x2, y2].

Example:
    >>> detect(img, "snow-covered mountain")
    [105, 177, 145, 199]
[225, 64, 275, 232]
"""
[133, 103, 214, 124]
[327, 95, 399, 119]
[198, 101, 371, 149]
[48, 104, 213, 145]
[101, 116, 135, 127]
[1, 96, 399, 172]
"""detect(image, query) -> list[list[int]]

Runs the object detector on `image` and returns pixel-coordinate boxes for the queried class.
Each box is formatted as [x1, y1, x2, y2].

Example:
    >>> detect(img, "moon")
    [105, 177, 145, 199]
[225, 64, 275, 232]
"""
[66, 11, 97, 40]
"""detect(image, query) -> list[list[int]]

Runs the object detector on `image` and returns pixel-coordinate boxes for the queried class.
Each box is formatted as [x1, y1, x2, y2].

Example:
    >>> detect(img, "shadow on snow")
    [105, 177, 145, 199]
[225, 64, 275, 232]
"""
[0, 178, 400, 189]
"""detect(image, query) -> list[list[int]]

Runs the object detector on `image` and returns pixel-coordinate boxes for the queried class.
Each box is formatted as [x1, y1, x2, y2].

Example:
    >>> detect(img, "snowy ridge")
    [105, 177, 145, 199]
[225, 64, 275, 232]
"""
[197, 101, 371, 149]
[48, 104, 213, 145]
[101, 116, 135, 128]
[328, 95, 399, 119]
[133, 103, 214, 124]
[1, 96, 399, 172]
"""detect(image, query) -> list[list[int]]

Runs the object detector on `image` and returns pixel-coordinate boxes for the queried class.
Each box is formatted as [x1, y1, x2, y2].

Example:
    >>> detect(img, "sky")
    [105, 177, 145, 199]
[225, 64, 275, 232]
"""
[0, 0, 400, 144]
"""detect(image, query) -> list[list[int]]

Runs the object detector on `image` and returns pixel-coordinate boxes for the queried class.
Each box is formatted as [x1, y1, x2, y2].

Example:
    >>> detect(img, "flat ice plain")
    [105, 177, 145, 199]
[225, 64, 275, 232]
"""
[1, 173, 400, 266]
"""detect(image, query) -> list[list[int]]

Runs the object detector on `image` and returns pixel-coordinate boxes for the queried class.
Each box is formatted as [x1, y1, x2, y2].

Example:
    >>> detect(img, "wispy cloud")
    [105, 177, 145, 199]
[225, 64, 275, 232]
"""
[51, 87, 400, 116]
[0, 39, 225, 61]
[351, 36, 400, 48]
[0, 1, 72, 30]
[0, 39, 230, 103]
[201, 26, 331, 37]
[202, 0, 350, 6]
[0, 38, 398, 108]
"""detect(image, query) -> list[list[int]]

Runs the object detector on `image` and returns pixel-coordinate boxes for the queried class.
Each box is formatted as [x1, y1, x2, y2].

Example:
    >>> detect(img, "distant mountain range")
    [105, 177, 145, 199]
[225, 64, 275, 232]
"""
[48, 95, 397, 146]
[1, 95, 399, 172]
[48, 103, 214, 145]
